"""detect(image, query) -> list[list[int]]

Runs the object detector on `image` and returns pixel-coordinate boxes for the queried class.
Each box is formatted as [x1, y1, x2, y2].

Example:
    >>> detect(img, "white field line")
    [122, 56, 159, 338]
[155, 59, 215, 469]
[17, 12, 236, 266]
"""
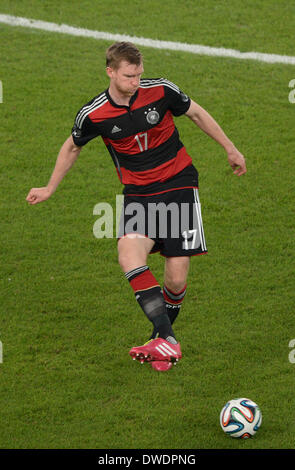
[1, 13, 295, 66]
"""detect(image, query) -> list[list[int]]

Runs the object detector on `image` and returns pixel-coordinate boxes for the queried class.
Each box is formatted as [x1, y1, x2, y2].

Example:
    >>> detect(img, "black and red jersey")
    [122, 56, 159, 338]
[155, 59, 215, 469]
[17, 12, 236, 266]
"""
[71, 78, 198, 195]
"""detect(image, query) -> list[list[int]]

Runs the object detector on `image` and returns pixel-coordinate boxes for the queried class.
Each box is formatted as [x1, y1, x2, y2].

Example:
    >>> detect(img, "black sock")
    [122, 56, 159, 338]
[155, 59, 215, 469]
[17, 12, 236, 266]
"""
[150, 284, 187, 339]
[125, 266, 176, 342]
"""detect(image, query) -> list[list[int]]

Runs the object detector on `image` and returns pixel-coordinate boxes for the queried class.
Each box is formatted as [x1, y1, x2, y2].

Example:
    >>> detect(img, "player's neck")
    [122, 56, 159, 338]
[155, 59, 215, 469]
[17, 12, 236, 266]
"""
[108, 85, 133, 107]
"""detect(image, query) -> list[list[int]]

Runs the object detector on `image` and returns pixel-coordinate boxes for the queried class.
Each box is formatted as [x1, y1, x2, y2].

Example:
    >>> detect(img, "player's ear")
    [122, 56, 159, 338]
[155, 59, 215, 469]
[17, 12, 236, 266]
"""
[106, 67, 114, 79]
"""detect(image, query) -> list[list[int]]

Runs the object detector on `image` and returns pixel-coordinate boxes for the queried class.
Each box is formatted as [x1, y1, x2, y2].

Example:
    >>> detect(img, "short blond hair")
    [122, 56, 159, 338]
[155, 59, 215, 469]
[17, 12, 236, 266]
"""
[106, 42, 143, 69]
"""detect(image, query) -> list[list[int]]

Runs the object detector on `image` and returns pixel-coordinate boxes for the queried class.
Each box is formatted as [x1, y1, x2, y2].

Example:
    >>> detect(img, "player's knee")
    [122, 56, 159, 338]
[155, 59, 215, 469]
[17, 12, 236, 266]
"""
[165, 257, 190, 292]
[165, 276, 187, 294]
[118, 236, 153, 272]
[117, 246, 144, 272]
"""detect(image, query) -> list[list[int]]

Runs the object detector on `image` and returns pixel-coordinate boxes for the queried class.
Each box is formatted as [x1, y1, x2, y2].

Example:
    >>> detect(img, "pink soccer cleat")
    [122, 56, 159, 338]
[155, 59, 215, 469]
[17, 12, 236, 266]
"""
[129, 338, 182, 364]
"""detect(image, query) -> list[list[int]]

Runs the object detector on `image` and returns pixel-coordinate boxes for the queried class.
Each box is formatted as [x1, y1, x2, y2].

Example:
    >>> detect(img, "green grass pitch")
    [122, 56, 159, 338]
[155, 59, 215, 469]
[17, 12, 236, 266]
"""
[0, 0, 295, 449]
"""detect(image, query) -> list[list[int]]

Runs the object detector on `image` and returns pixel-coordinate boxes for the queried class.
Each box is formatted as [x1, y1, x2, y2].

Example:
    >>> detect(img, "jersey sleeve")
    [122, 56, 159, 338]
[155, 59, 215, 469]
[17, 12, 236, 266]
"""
[71, 105, 101, 147]
[163, 79, 191, 116]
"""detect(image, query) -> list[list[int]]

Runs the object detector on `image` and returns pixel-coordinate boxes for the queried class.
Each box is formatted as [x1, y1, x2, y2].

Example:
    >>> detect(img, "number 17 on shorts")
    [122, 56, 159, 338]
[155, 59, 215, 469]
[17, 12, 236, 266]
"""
[181, 188, 207, 253]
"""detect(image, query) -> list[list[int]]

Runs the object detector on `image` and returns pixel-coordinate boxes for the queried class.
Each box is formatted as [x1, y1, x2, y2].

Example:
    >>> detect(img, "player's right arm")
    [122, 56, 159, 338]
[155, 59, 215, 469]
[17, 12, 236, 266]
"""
[26, 136, 82, 205]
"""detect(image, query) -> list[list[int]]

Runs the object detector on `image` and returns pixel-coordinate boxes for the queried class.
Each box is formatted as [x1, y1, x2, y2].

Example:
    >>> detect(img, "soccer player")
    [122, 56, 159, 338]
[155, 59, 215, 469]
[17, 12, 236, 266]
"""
[26, 42, 246, 371]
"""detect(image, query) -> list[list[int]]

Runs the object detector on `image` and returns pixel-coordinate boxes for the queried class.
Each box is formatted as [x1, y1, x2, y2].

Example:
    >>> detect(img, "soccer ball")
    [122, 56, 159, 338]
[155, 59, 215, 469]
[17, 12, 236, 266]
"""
[220, 398, 262, 438]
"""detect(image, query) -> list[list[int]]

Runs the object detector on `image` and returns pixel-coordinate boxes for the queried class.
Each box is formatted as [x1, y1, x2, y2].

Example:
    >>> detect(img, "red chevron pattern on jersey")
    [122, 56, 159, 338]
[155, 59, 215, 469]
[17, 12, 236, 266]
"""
[119, 147, 192, 186]
[126, 83, 165, 111]
[102, 110, 175, 155]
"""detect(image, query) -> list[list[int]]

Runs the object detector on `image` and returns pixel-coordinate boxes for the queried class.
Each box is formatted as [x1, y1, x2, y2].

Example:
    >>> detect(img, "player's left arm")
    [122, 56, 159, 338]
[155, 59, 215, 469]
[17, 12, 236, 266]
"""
[185, 99, 247, 176]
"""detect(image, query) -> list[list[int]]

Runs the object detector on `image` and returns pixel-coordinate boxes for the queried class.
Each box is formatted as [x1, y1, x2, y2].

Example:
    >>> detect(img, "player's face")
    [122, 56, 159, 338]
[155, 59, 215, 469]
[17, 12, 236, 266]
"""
[107, 61, 144, 97]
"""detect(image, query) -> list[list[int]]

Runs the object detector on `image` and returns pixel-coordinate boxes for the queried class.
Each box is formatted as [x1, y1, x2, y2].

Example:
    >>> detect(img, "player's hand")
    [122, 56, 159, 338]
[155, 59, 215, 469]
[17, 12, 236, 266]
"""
[26, 187, 52, 205]
[227, 147, 247, 176]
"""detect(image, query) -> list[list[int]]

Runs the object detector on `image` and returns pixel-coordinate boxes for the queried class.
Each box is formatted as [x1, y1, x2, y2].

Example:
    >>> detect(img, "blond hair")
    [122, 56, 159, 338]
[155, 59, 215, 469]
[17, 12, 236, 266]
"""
[106, 42, 143, 69]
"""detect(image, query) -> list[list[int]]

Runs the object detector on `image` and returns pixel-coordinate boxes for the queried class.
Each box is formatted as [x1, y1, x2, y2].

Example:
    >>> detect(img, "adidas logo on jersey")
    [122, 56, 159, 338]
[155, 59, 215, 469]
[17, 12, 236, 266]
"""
[111, 125, 122, 134]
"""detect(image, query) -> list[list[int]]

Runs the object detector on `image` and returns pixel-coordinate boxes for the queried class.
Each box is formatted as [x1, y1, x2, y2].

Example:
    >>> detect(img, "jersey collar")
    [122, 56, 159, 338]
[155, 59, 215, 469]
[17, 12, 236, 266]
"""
[106, 88, 139, 109]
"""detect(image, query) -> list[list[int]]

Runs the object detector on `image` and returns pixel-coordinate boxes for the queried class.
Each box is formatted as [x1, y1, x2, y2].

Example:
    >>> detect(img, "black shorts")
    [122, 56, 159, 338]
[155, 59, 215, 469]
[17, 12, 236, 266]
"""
[118, 187, 207, 257]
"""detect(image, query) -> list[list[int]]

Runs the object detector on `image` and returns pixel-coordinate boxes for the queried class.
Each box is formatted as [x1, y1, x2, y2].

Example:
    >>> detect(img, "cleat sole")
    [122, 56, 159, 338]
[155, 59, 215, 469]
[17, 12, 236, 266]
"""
[151, 361, 173, 372]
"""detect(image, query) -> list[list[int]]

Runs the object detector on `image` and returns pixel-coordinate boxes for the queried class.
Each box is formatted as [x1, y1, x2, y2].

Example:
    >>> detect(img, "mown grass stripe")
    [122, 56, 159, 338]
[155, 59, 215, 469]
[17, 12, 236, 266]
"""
[1, 13, 295, 66]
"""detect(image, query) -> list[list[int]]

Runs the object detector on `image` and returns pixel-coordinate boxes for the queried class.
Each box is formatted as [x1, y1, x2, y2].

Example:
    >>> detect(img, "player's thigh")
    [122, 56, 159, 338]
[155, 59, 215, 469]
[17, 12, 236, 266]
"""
[164, 256, 190, 292]
[118, 235, 155, 272]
